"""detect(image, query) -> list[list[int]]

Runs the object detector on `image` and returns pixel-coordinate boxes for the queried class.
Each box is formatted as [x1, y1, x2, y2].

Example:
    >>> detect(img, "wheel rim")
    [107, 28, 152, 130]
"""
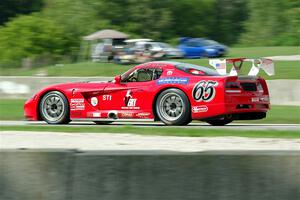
[159, 92, 184, 121]
[41, 94, 65, 122]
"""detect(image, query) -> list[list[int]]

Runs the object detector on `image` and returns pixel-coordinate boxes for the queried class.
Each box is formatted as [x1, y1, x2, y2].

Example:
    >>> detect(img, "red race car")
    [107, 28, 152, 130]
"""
[24, 58, 274, 126]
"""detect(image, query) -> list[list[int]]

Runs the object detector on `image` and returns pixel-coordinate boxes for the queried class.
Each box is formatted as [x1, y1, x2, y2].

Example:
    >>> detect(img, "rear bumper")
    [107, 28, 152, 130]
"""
[224, 102, 269, 114]
[192, 102, 269, 120]
[223, 102, 269, 120]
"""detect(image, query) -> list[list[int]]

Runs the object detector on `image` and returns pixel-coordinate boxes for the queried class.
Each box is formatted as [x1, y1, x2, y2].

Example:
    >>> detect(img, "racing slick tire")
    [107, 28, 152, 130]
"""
[205, 119, 233, 126]
[156, 88, 191, 125]
[39, 91, 70, 124]
[93, 121, 113, 125]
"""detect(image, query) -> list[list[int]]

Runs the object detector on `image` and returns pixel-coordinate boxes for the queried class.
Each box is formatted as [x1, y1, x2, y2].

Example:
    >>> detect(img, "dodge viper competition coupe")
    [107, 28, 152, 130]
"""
[24, 58, 274, 126]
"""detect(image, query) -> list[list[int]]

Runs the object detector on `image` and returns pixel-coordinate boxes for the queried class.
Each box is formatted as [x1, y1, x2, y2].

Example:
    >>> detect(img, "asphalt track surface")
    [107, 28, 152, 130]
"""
[1, 120, 300, 151]
[1, 130, 300, 151]
[1, 120, 300, 131]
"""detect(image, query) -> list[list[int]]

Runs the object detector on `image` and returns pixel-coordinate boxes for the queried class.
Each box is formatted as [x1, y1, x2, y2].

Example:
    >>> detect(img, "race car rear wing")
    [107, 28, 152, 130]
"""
[209, 58, 275, 76]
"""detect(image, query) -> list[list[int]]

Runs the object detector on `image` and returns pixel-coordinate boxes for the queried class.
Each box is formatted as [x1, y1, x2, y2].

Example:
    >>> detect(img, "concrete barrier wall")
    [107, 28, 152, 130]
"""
[0, 149, 75, 200]
[0, 76, 111, 99]
[0, 76, 299, 105]
[1, 150, 300, 200]
[267, 80, 300, 105]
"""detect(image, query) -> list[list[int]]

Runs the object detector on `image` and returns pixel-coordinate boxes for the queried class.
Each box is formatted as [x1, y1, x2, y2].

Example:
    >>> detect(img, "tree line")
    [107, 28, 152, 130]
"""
[0, 0, 299, 68]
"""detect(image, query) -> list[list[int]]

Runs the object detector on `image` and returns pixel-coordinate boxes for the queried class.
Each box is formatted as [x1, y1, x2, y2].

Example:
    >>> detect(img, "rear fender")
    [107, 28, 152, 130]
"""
[152, 86, 191, 120]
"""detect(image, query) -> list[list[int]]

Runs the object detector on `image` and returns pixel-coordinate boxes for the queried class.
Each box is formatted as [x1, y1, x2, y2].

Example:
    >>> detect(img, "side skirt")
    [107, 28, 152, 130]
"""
[71, 118, 155, 122]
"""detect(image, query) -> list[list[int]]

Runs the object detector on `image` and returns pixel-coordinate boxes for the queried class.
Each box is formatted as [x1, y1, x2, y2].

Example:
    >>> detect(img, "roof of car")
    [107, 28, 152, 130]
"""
[143, 61, 219, 75]
[125, 39, 153, 43]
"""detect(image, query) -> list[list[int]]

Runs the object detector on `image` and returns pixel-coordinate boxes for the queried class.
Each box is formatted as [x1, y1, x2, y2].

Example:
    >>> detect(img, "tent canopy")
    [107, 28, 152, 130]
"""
[83, 29, 129, 41]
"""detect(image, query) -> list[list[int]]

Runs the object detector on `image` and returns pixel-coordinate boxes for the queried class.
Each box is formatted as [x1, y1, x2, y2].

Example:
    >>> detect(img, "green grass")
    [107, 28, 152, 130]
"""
[0, 99, 299, 124]
[227, 46, 300, 58]
[259, 105, 300, 124]
[1, 125, 300, 138]
[0, 62, 131, 77]
[0, 99, 25, 120]
[173, 60, 300, 80]
[0, 46, 299, 79]
[1, 60, 298, 80]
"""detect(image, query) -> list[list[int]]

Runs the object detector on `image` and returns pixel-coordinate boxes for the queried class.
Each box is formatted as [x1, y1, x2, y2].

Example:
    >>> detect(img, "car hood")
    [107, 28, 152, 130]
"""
[51, 81, 109, 89]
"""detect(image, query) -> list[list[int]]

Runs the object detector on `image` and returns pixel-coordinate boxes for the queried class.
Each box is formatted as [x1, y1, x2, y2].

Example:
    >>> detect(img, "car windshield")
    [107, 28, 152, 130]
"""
[120, 68, 135, 81]
[200, 39, 219, 46]
[120, 67, 163, 82]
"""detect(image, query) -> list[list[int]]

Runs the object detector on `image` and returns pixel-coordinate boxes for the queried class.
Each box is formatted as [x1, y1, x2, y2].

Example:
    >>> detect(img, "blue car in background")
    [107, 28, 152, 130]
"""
[178, 37, 228, 58]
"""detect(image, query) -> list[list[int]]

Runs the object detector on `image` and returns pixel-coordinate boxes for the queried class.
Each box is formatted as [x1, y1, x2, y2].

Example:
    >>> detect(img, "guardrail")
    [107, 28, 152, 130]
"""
[1, 150, 300, 200]
[0, 76, 299, 105]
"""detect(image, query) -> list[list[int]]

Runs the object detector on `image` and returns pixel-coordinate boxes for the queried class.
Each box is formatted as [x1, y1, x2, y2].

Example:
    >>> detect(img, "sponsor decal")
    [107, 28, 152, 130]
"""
[192, 80, 218, 102]
[91, 97, 98, 106]
[92, 112, 101, 117]
[157, 77, 189, 85]
[124, 90, 132, 106]
[121, 106, 140, 110]
[102, 95, 112, 101]
[251, 97, 259, 102]
[252, 97, 269, 102]
[127, 99, 137, 107]
[70, 98, 85, 110]
[192, 105, 208, 113]
[121, 112, 134, 118]
[122, 90, 140, 109]
[167, 70, 173, 76]
[136, 112, 151, 118]
[260, 97, 269, 102]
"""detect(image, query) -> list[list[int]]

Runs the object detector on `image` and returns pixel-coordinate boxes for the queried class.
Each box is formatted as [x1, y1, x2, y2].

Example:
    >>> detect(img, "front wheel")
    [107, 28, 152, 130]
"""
[156, 88, 191, 125]
[39, 91, 70, 124]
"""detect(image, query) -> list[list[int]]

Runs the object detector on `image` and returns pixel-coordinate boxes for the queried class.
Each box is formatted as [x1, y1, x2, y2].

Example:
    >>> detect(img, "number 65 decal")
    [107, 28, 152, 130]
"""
[192, 80, 218, 102]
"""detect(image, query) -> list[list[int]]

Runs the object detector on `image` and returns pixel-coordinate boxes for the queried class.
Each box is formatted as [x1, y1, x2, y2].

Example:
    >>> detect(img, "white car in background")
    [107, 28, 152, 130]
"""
[153, 42, 184, 58]
[125, 39, 184, 58]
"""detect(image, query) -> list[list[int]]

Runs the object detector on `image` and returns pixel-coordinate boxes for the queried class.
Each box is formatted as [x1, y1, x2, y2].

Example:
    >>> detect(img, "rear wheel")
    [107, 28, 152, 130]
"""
[156, 88, 191, 125]
[39, 91, 70, 124]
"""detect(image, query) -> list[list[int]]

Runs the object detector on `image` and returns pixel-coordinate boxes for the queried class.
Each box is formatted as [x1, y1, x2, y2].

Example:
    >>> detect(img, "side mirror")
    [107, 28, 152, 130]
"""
[114, 75, 121, 84]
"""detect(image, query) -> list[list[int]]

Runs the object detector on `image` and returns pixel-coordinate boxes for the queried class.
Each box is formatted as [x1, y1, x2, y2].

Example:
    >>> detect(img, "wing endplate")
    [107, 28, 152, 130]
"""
[209, 58, 275, 76]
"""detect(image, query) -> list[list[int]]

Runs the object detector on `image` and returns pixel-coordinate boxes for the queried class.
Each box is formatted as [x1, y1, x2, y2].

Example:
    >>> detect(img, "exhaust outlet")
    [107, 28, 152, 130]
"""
[108, 111, 118, 119]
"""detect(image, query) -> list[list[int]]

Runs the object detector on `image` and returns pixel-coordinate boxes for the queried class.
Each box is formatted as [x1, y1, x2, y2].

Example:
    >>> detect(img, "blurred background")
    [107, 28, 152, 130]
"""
[0, 0, 299, 71]
[0, 2, 300, 199]
[0, 0, 299, 121]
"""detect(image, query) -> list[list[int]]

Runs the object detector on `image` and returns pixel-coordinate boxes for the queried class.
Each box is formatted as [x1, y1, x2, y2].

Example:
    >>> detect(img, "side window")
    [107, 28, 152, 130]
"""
[145, 43, 152, 51]
[153, 68, 162, 80]
[137, 69, 152, 82]
[186, 41, 193, 47]
[123, 68, 163, 82]
[186, 41, 198, 47]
